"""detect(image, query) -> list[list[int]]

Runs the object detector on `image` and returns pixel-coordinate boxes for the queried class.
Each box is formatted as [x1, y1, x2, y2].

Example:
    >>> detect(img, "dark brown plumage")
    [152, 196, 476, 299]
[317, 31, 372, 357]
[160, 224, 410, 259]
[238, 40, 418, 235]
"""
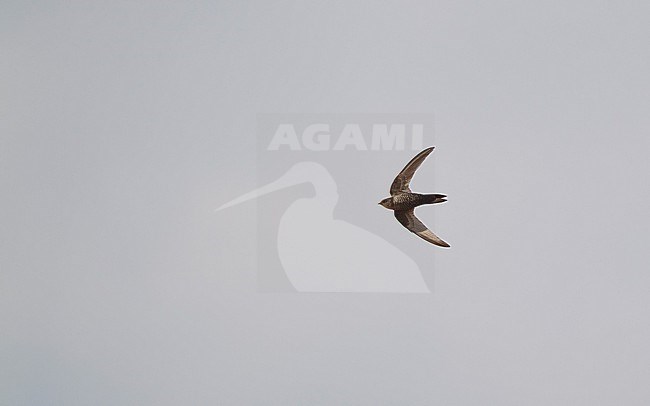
[379, 147, 450, 248]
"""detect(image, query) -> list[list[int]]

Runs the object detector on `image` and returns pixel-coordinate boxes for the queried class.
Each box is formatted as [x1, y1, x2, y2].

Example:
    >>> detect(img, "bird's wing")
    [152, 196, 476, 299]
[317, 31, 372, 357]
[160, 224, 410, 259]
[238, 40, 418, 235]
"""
[394, 209, 450, 248]
[390, 146, 434, 195]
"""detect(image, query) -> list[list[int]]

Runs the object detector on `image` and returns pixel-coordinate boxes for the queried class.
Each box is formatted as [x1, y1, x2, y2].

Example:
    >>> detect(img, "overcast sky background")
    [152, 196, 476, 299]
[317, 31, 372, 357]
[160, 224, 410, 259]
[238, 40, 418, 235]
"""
[2, 1, 650, 404]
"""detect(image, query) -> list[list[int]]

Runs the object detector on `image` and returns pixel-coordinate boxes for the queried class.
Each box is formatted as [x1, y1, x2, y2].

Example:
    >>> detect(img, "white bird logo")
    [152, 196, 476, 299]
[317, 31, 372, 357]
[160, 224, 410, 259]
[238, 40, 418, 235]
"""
[216, 161, 430, 293]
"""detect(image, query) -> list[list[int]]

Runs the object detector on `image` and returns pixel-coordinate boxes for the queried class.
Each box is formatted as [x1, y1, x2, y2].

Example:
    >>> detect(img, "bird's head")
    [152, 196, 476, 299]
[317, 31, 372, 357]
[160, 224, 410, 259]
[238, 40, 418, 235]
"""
[378, 197, 392, 209]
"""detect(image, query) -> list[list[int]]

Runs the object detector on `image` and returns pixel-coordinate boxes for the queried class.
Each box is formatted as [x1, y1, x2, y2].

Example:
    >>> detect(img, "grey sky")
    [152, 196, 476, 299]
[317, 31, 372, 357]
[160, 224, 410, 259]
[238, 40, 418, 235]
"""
[2, 1, 649, 405]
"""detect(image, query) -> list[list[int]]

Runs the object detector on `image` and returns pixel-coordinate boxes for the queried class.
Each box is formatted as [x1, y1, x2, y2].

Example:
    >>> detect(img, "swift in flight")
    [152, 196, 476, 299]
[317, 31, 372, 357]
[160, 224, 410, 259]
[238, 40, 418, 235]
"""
[379, 147, 450, 248]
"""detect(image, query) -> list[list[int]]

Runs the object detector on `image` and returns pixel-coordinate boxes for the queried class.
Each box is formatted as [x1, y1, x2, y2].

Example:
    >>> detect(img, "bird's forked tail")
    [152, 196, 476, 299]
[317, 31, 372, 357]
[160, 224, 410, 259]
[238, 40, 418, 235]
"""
[423, 194, 447, 204]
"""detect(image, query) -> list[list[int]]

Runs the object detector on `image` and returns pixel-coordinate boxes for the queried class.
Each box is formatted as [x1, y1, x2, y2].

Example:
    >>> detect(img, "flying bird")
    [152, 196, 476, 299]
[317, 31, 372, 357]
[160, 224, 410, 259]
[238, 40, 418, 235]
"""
[379, 146, 450, 248]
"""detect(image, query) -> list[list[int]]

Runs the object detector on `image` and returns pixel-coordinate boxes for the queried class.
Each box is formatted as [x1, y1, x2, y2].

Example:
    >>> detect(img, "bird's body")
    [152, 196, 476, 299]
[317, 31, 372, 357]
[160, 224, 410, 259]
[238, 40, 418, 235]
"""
[381, 192, 446, 211]
[379, 146, 450, 248]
